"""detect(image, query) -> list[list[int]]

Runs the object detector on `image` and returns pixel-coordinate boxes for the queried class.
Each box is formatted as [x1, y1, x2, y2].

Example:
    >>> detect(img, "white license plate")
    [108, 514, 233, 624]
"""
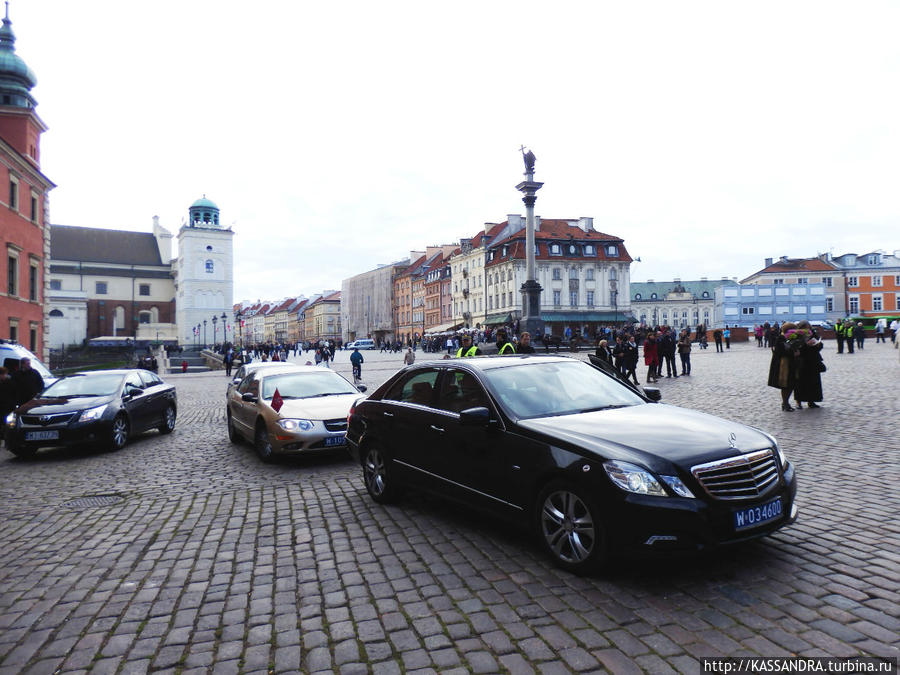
[325, 436, 346, 447]
[733, 497, 783, 531]
[25, 430, 59, 441]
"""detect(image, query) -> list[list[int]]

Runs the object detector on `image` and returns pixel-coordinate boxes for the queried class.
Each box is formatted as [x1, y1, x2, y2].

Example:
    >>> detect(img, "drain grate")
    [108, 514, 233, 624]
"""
[63, 494, 126, 509]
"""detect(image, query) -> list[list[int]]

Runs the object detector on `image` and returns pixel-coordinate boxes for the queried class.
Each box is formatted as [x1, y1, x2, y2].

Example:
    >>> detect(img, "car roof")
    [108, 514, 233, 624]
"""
[410, 354, 581, 372]
[242, 361, 301, 372]
[254, 365, 334, 378]
[66, 369, 135, 377]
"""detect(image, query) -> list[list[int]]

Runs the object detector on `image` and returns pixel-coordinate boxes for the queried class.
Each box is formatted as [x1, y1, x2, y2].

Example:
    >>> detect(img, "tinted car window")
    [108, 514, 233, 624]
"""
[383, 370, 439, 406]
[125, 372, 144, 391]
[436, 369, 489, 414]
[237, 375, 255, 395]
[43, 373, 123, 397]
[138, 370, 161, 387]
[484, 360, 644, 418]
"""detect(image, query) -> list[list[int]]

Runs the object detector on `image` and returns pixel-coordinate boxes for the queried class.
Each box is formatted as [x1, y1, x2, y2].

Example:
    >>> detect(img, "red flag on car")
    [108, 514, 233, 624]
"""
[272, 388, 284, 413]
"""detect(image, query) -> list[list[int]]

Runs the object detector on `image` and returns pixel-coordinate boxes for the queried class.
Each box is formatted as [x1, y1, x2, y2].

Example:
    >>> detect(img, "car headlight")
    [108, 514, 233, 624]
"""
[277, 418, 313, 432]
[774, 444, 788, 470]
[5, 411, 15, 427]
[79, 404, 108, 422]
[603, 460, 668, 497]
[660, 475, 696, 499]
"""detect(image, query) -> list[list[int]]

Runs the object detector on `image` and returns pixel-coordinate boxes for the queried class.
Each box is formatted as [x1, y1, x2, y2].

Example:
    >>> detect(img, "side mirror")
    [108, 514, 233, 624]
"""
[642, 386, 662, 402]
[232, 377, 241, 385]
[459, 406, 492, 426]
[123, 385, 144, 399]
[242, 393, 258, 403]
[356, 385, 367, 393]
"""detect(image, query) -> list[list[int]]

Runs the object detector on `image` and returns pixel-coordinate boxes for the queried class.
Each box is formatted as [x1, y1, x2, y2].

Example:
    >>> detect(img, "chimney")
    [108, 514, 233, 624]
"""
[779, 255, 788, 262]
[577, 217, 594, 232]
[507, 214, 523, 229]
[765, 257, 773, 267]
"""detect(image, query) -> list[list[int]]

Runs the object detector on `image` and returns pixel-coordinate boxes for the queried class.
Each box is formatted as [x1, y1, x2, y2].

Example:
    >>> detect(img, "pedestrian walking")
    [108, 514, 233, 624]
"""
[855, 322, 865, 350]
[643, 332, 659, 383]
[403, 347, 416, 365]
[875, 318, 886, 343]
[677, 329, 692, 376]
[713, 329, 723, 352]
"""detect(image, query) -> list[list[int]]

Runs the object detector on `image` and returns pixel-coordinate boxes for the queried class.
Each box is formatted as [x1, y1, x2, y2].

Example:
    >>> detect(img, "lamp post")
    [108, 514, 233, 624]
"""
[203, 319, 207, 349]
[517, 147, 544, 339]
[235, 310, 243, 351]
[212, 315, 218, 348]
[609, 278, 618, 327]
[221, 312, 228, 346]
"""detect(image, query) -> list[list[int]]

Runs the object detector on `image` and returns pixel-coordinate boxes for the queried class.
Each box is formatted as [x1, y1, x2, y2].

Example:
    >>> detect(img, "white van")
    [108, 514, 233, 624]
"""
[353, 339, 376, 350]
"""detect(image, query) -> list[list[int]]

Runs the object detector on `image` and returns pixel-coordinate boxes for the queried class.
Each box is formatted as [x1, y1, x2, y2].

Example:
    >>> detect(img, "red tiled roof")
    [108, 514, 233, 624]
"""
[755, 258, 838, 275]
[483, 219, 631, 268]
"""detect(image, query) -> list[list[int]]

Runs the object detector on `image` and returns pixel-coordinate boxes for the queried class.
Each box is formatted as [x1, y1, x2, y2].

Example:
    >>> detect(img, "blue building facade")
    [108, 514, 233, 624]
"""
[717, 283, 831, 328]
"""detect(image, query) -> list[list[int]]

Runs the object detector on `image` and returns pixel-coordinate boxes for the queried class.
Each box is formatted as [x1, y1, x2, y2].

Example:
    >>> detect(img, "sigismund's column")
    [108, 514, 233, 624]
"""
[517, 148, 544, 338]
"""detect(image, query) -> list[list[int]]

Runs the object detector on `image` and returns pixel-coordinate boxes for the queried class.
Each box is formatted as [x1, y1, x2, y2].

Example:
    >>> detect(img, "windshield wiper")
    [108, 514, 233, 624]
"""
[304, 392, 345, 398]
[578, 404, 628, 413]
[62, 393, 110, 398]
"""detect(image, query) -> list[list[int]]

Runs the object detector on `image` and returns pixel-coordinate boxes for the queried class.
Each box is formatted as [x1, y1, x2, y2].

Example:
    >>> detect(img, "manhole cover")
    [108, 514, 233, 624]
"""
[63, 494, 125, 509]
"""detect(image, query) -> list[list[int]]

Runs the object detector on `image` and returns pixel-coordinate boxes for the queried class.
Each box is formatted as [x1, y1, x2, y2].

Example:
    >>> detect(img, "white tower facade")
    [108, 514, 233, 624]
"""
[174, 196, 235, 347]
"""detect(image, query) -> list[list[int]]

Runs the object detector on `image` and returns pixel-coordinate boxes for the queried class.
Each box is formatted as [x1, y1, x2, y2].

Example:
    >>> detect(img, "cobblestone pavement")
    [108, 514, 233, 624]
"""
[0, 342, 897, 674]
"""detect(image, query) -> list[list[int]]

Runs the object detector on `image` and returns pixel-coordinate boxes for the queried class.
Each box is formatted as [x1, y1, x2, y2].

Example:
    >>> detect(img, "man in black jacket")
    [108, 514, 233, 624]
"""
[13, 358, 44, 405]
[0, 366, 15, 443]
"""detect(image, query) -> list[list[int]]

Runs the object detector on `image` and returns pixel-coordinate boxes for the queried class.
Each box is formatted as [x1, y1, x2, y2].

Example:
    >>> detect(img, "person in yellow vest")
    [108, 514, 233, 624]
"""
[455, 334, 482, 357]
[834, 319, 845, 353]
[844, 321, 854, 354]
[496, 328, 516, 355]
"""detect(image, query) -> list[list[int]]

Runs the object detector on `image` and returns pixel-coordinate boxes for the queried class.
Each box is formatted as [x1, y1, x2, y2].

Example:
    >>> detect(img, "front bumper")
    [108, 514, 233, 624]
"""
[269, 420, 348, 454]
[606, 462, 798, 555]
[6, 418, 115, 452]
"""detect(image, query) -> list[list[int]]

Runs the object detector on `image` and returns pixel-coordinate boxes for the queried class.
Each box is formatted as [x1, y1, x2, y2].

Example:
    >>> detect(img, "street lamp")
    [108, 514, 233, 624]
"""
[235, 309, 244, 351]
[221, 312, 228, 345]
[609, 278, 618, 327]
[212, 314, 219, 348]
[203, 319, 207, 349]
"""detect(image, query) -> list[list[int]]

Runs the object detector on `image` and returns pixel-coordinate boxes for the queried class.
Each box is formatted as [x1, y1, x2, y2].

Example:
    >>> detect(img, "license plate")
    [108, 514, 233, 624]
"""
[325, 436, 346, 447]
[733, 497, 783, 531]
[25, 430, 59, 441]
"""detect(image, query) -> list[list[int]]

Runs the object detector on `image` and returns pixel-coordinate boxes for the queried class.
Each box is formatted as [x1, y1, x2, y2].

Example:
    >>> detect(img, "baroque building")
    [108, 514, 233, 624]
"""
[630, 278, 734, 330]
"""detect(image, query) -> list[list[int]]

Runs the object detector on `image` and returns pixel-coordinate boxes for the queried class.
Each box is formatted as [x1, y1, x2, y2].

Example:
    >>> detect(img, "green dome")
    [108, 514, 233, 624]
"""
[191, 196, 219, 210]
[0, 14, 36, 108]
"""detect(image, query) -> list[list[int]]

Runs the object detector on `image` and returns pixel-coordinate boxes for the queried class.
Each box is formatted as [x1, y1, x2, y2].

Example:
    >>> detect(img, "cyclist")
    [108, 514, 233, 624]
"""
[349, 347, 364, 382]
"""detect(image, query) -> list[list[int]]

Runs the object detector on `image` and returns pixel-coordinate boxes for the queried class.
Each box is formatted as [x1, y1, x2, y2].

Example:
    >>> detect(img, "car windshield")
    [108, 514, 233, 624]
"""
[483, 360, 645, 419]
[42, 373, 123, 398]
[261, 371, 357, 400]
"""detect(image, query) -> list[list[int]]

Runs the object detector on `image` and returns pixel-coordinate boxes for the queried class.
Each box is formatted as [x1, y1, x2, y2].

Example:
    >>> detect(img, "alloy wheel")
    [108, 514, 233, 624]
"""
[111, 415, 129, 450]
[540, 489, 596, 564]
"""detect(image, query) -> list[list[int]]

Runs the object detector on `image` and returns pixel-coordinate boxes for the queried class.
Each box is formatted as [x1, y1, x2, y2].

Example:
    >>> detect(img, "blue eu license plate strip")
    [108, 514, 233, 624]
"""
[325, 436, 346, 447]
[733, 497, 783, 531]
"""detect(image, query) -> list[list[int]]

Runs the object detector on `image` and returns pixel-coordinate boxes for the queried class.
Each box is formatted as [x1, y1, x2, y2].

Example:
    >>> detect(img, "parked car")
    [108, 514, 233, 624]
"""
[4, 369, 177, 458]
[347, 355, 798, 574]
[226, 361, 301, 399]
[0, 339, 57, 390]
[226, 365, 367, 462]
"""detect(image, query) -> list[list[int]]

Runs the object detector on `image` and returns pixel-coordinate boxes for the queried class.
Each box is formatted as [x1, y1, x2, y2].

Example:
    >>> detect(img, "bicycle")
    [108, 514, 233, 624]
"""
[352, 363, 362, 384]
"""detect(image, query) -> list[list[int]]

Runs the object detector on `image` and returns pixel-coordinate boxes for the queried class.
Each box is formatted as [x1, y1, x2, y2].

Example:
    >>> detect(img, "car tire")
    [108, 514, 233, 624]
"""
[362, 445, 400, 504]
[109, 414, 129, 452]
[254, 422, 275, 463]
[158, 405, 176, 434]
[535, 481, 608, 575]
[227, 411, 240, 444]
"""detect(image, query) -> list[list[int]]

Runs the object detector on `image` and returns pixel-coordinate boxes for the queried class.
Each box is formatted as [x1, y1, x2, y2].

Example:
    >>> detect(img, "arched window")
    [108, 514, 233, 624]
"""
[150, 307, 159, 323]
[635, 293, 642, 300]
[49, 309, 63, 317]
[702, 291, 709, 298]
[139, 311, 151, 324]
[650, 293, 657, 300]
[206, 260, 214, 274]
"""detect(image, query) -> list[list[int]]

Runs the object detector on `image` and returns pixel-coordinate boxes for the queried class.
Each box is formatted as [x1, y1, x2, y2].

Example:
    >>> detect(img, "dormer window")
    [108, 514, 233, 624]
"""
[584, 244, 595, 256]
[650, 293, 657, 299]
[867, 254, 879, 265]
[502, 246, 508, 256]
[635, 293, 642, 300]
[568, 244, 577, 255]
[549, 243, 562, 255]
[606, 244, 619, 257]
[702, 291, 709, 298]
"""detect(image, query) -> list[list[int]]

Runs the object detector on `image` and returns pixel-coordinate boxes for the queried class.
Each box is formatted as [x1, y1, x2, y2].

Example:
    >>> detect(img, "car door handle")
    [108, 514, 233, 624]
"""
[429, 424, 444, 433]
[383, 412, 394, 418]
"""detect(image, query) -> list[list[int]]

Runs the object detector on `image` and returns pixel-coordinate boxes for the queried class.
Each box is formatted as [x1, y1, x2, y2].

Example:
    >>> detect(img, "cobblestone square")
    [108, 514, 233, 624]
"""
[1, 342, 897, 673]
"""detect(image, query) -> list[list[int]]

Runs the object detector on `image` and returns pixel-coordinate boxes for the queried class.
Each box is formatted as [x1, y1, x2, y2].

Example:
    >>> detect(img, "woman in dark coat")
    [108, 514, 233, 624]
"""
[794, 326, 824, 408]
[767, 323, 797, 411]
[643, 332, 659, 383]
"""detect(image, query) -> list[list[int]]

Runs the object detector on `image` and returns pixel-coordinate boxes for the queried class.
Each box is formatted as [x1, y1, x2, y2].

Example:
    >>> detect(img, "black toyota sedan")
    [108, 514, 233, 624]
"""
[4, 369, 177, 458]
[346, 355, 797, 574]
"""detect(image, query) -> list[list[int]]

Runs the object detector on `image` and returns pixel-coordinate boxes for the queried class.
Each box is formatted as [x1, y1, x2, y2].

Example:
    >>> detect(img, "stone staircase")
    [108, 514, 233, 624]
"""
[167, 348, 211, 374]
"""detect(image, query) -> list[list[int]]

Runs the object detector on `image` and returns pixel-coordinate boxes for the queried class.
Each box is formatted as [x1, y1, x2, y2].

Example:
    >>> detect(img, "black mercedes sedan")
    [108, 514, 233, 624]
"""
[4, 369, 177, 459]
[346, 355, 797, 574]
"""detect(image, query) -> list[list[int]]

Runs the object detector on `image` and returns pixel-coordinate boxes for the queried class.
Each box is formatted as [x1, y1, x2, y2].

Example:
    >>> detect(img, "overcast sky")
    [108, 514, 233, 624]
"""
[17, 0, 899, 303]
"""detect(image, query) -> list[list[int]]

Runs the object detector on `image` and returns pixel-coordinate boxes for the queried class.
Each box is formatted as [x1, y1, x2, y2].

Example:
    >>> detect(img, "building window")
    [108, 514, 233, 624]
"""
[30, 193, 38, 223]
[552, 268, 561, 280]
[872, 276, 882, 287]
[139, 311, 152, 324]
[139, 284, 151, 296]
[896, 294, 900, 310]
[867, 254, 879, 265]
[553, 290, 561, 305]
[8, 320, 16, 343]
[650, 293, 657, 300]
[115, 306, 125, 330]
[29, 325, 37, 352]
[49, 309, 63, 317]
[586, 268, 594, 281]
[29, 262, 38, 301]
[8, 175, 18, 211]
[569, 268, 578, 280]
[634, 293, 641, 300]
[584, 245, 595, 256]
[825, 297, 833, 312]
[895, 275, 900, 286]
[587, 291, 594, 306]
[848, 296, 859, 313]
[570, 291, 577, 306]
[848, 276, 859, 287]
[568, 244, 578, 255]
[205, 259, 214, 273]
[7, 255, 17, 296]
[742, 307, 755, 315]
[872, 295, 883, 312]
[773, 279, 784, 285]
[549, 244, 562, 256]
[823, 277, 833, 287]
[796, 278, 808, 284]
[49, 279, 61, 290]
[95, 281, 108, 295]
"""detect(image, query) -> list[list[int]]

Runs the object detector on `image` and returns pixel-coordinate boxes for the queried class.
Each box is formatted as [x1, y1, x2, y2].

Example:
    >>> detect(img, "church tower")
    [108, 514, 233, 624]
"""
[174, 196, 234, 346]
